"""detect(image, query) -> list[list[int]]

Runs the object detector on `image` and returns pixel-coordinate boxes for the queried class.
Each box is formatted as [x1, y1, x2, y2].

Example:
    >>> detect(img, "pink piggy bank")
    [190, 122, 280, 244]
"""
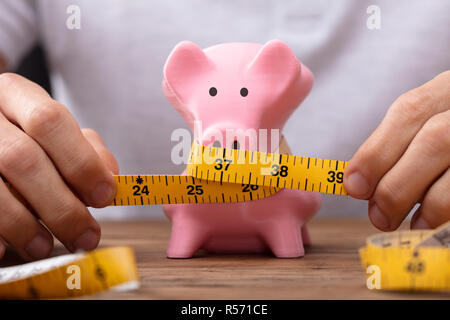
[162, 40, 322, 258]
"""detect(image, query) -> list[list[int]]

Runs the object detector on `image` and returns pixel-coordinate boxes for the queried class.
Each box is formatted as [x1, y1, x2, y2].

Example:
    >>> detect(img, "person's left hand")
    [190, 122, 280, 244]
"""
[344, 71, 450, 231]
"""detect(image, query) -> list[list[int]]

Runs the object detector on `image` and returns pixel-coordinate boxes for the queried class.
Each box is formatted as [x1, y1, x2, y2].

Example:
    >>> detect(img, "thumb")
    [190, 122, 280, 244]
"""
[81, 128, 119, 175]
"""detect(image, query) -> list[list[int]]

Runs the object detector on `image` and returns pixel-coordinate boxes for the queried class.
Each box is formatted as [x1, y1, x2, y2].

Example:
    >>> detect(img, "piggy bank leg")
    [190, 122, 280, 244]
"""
[301, 225, 311, 246]
[166, 216, 208, 258]
[259, 220, 305, 258]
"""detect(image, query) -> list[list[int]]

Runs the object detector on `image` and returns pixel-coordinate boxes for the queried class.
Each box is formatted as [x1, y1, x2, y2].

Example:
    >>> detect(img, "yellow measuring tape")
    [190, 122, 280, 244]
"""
[1, 137, 347, 205]
[111, 137, 348, 206]
[0, 246, 139, 299]
[360, 221, 450, 292]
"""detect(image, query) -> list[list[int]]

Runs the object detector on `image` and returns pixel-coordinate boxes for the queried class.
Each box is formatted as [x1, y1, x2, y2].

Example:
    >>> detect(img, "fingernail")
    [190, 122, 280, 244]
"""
[73, 229, 100, 251]
[369, 204, 390, 230]
[25, 235, 52, 260]
[91, 182, 114, 206]
[411, 217, 430, 230]
[345, 172, 370, 196]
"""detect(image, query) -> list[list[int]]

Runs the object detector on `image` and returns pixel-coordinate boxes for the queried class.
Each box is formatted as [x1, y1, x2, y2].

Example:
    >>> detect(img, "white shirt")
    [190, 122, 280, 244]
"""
[0, 0, 449, 219]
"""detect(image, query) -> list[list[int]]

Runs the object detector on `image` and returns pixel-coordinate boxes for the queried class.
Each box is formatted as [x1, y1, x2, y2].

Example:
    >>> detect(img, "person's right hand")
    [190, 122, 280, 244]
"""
[0, 73, 118, 261]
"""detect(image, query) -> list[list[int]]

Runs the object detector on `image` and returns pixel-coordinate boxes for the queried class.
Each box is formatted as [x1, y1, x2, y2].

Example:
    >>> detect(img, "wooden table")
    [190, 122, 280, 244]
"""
[1, 219, 448, 299]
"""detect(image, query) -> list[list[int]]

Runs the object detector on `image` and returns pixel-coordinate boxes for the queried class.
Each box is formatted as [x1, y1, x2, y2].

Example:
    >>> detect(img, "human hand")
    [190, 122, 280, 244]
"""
[344, 71, 449, 231]
[0, 73, 118, 261]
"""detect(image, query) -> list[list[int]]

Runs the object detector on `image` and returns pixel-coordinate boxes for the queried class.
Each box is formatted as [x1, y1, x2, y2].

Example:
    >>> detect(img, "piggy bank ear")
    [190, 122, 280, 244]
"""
[163, 41, 214, 103]
[246, 40, 301, 93]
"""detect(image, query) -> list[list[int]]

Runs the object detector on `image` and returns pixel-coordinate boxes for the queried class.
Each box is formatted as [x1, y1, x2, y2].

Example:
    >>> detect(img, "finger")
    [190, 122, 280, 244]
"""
[0, 73, 116, 207]
[82, 128, 119, 175]
[411, 168, 450, 229]
[0, 179, 54, 261]
[0, 115, 100, 252]
[369, 110, 450, 230]
[344, 71, 450, 199]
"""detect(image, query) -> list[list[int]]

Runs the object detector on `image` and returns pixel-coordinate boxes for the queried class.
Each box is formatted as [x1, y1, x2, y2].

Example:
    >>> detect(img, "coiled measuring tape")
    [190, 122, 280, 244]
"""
[360, 221, 450, 292]
[0, 246, 139, 299]
[111, 137, 348, 206]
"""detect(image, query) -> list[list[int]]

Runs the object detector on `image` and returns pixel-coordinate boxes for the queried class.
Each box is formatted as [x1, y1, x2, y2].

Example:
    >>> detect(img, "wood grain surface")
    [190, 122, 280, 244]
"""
[1, 218, 448, 299]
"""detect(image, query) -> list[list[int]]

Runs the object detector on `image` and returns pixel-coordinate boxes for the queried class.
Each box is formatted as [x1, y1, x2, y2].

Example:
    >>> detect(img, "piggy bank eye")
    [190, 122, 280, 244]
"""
[209, 87, 217, 96]
[240, 87, 248, 97]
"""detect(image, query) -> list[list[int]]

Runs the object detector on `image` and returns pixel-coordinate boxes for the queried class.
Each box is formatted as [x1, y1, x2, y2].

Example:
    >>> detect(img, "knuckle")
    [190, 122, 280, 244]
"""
[0, 205, 22, 233]
[435, 70, 450, 82]
[82, 128, 100, 139]
[0, 72, 20, 88]
[431, 202, 450, 220]
[65, 151, 99, 182]
[0, 136, 41, 174]
[419, 113, 450, 155]
[352, 140, 378, 168]
[0, 198, 34, 246]
[24, 101, 68, 138]
[392, 89, 431, 123]
[352, 140, 390, 176]
[356, 142, 376, 161]
[358, 141, 388, 164]
[106, 152, 119, 174]
[424, 191, 450, 221]
[374, 180, 404, 214]
[51, 199, 87, 232]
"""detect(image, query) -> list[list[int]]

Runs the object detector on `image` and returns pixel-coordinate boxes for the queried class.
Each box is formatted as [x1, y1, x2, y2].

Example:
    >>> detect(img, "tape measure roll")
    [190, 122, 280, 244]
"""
[0, 246, 139, 299]
[360, 221, 450, 292]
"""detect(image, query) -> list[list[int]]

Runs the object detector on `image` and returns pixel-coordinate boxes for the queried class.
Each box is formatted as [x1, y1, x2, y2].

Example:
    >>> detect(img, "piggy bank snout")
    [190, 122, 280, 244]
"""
[211, 139, 240, 150]
[199, 123, 281, 152]
[200, 124, 252, 149]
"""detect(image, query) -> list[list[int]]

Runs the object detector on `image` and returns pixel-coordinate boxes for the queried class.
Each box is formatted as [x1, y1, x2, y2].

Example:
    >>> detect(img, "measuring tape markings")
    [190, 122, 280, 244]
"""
[0, 246, 139, 299]
[113, 174, 279, 206]
[2, 137, 348, 206]
[360, 221, 450, 292]
[187, 141, 349, 195]
[111, 138, 349, 206]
